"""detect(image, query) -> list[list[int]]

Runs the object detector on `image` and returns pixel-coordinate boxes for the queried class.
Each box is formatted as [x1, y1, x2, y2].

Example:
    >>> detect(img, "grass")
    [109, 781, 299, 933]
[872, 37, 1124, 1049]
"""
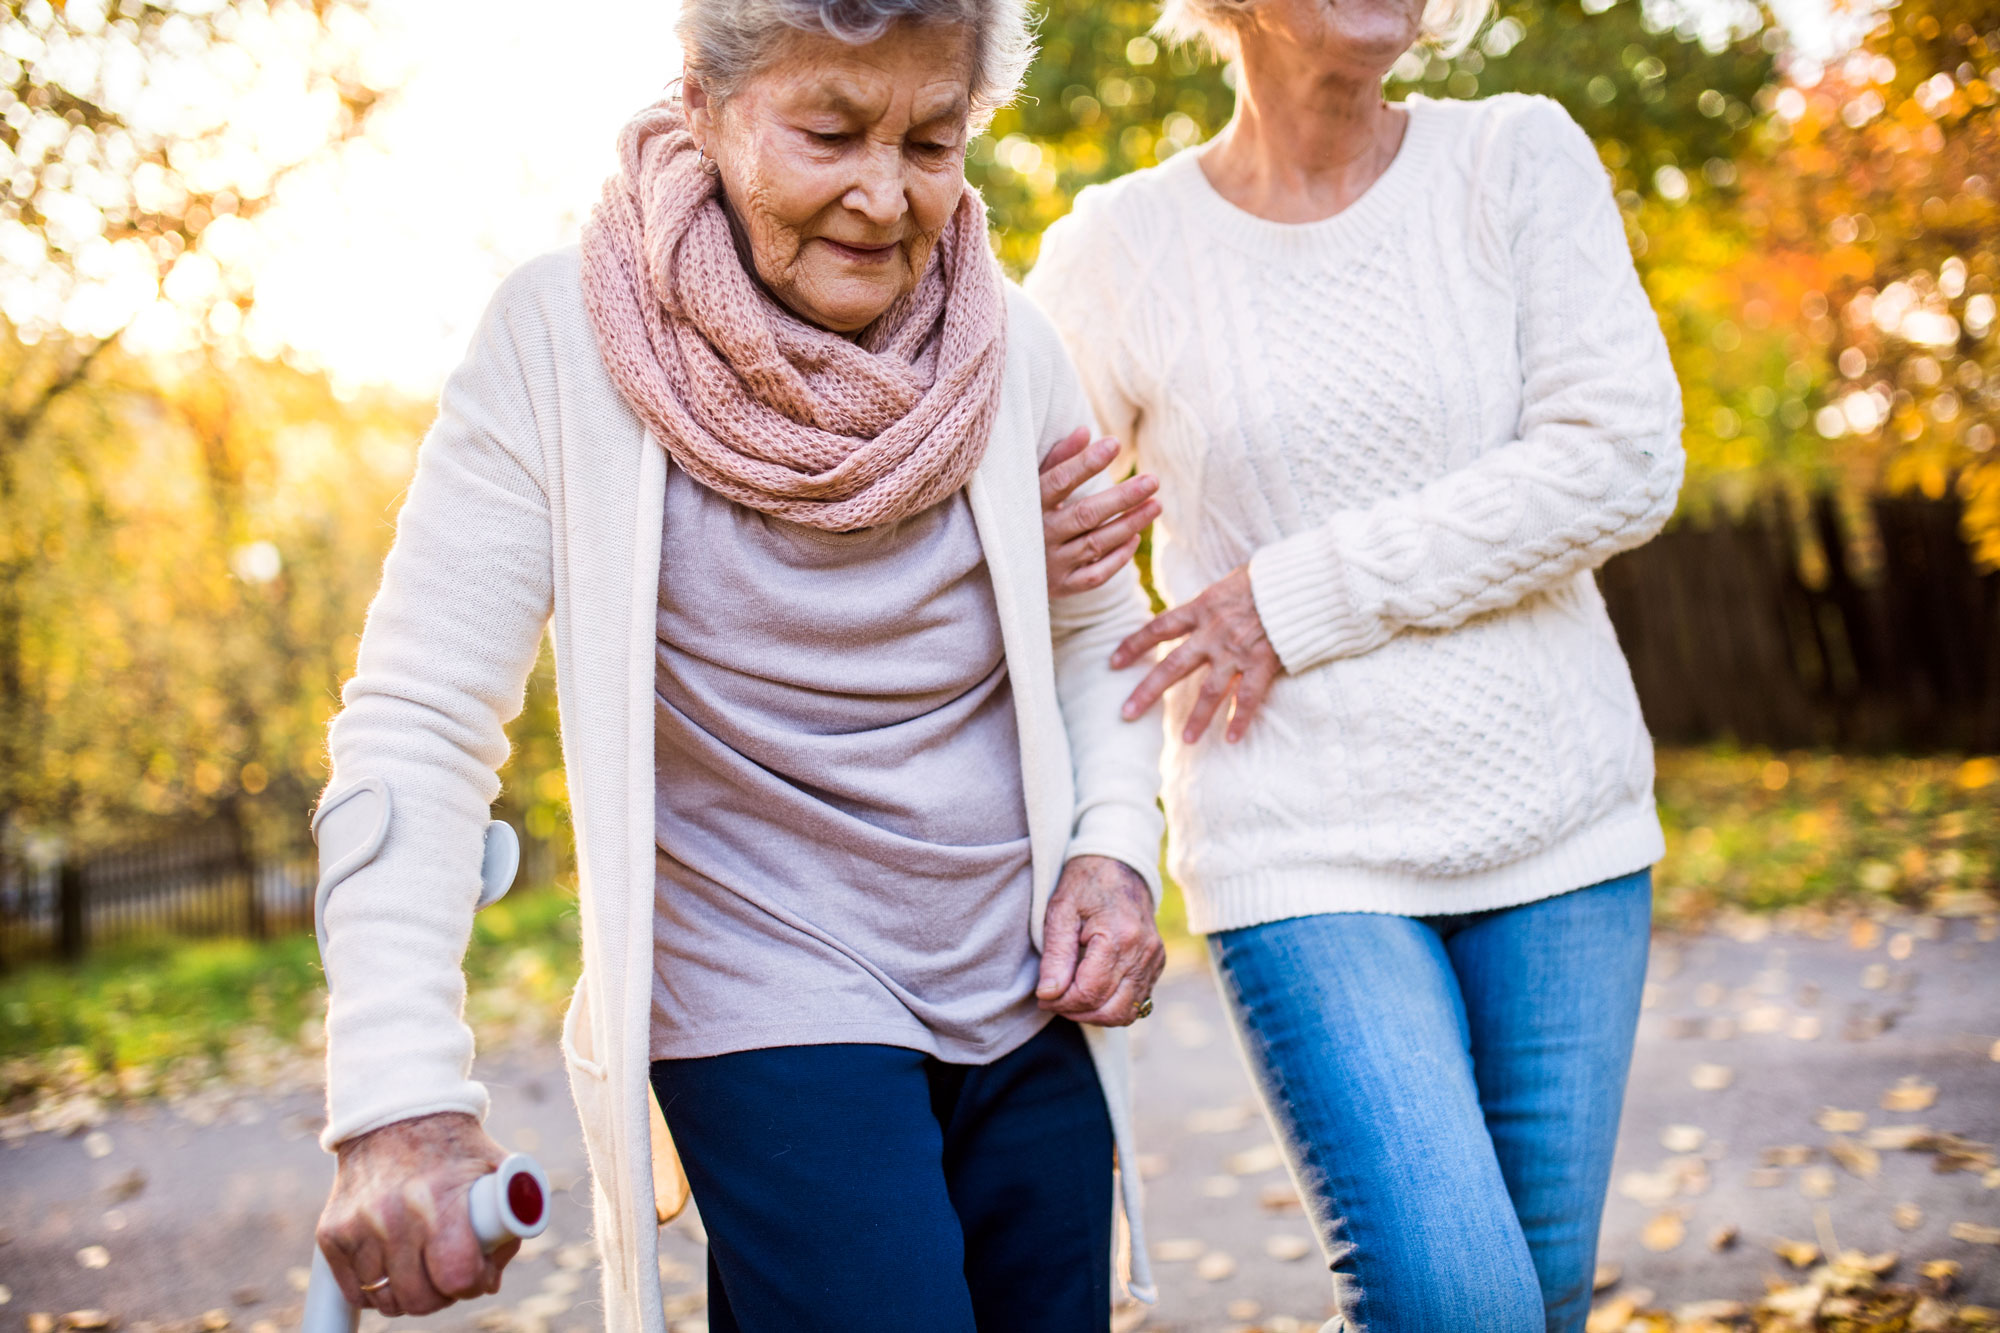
[1652, 748, 2000, 928]
[3, 747, 1995, 1116]
[0, 882, 583, 1115]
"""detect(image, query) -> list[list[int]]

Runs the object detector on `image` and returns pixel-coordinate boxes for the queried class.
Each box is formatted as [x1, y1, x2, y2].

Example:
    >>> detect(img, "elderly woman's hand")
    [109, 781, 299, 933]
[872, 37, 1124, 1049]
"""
[1041, 427, 1160, 599]
[316, 1112, 518, 1317]
[1036, 855, 1164, 1026]
[1112, 566, 1283, 745]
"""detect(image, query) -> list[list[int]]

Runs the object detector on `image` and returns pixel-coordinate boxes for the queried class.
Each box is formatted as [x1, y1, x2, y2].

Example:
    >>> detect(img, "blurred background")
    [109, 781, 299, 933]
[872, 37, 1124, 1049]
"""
[0, 1, 1996, 1330]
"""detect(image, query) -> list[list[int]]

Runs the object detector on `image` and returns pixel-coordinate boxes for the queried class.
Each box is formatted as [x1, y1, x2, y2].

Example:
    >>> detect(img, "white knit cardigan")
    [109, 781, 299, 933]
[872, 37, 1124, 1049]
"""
[1026, 94, 1685, 931]
[315, 249, 1167, 1328]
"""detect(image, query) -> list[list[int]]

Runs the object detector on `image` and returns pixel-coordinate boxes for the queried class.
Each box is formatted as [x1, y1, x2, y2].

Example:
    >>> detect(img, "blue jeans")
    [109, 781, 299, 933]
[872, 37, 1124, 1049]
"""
[1209, 870, 1652, 1333]
[648, 1017, 1112, 1333]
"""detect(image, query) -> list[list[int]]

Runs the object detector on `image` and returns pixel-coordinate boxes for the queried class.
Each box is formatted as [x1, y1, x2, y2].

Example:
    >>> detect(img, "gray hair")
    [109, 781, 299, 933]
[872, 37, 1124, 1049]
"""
[1154, 0, 1494, 60]
[677, 0, 1035, 131]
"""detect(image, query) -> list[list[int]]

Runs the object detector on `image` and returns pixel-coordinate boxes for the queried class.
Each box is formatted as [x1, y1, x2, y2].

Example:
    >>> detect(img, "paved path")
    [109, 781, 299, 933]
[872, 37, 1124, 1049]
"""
[2, 915, 1995, 1332]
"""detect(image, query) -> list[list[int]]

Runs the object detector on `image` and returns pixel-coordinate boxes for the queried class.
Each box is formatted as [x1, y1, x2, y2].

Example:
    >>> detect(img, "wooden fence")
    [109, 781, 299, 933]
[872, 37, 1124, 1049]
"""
[3, 493, 1991, 964]
[0, 822, 317, 965]
[0, 817, 562, 965]
[1600, 491, 2000, 752]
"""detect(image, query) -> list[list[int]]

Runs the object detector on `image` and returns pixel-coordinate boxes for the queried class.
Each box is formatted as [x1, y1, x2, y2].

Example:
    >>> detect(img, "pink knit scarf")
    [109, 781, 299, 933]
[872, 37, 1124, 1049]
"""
[580, 101, 1007, 531]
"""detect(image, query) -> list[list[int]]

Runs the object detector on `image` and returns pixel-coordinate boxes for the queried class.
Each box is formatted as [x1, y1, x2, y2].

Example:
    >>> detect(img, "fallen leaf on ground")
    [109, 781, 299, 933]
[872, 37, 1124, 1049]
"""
[1862, 963, 1891, 990]
[1763, 1144, 1815, 1166]
[1201, 1175, 1239, 1197]
[59, 1314, 111, 1331]
[1773, 1238, 1821, 1268]
[1263, 1234, 1312, 1262]
[1226, 1298, 1262, 1320]
[1949, 1221, 2000, 1245]
[1690, 1063, 1734, 1091]
[1883, 1076, 1940, 1112]
[1593, 1262, 1621, 1293]
[1836, 1249, 1899, 1275]
[75, 1247, 108, 1270]
[1742, 1004, 1786, 1033]
[1816, 1108, 1868, 1133]
[1829, 1136, 1883, 1178]
[1640, 1210, 1686, 1252]
[1923, 1259, 1962, 1294]
[1748, 1167, 1786, 1188]
[1676, 1300, 1747, 1321]
[1801, 1164, 1838, 1197]
[1153, 1238, 1204, 1263]
[1894, 1202, 1926, 1230]
[26, 1317, 54, 1333]
[1259, 1182, 1300, 1211]
[1196, 1250, 1237, 1281]
[1868, 1124, 1934, 1150]
[1661, 1124, 1706, 1153]
[1586, 1297, 1637, 1333]
[1710, 1224, 1739, 1251]
[1890, 931, 1915, 960]
[1619, 1168, 1681, 1206]
[1789, 1014, 1823, 1040]
[81, 1132, 111, 1159]
[1225, 1144, 1284, 1176]
[200, 1311, 231, 1331]
[1851, 919, 1883, 950]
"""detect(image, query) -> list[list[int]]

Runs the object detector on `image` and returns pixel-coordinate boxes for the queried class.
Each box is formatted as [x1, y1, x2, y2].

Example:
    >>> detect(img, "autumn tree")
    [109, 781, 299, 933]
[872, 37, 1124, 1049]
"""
[1, 0, 385, 854]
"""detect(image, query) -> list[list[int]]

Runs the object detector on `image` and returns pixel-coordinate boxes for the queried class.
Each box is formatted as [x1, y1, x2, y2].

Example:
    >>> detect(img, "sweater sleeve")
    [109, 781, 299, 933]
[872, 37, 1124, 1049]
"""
[1011, 288, 1166, 903]
[1246, 99, 1685, 673]
[316, 261, 560, 1150]
[1022, 198, 1144, 470]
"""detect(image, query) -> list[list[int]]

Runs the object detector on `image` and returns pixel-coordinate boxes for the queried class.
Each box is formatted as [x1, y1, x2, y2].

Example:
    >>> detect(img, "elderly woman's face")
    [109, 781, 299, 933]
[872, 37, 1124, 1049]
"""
[687, 24, 974, 334]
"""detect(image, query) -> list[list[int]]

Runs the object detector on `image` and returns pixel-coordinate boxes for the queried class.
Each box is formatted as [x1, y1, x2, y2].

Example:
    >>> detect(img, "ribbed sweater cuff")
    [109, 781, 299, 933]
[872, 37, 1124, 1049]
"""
[1248, 527, 1383, 673]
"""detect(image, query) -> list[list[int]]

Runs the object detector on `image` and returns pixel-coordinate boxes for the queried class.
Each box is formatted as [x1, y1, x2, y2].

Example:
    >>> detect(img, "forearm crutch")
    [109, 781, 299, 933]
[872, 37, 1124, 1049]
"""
[302, 802, 549, 1333]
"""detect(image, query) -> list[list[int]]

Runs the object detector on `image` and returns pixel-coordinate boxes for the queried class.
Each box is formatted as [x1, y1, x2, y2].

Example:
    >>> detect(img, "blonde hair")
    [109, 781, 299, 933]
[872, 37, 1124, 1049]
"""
[1154, 0, 1494, 61]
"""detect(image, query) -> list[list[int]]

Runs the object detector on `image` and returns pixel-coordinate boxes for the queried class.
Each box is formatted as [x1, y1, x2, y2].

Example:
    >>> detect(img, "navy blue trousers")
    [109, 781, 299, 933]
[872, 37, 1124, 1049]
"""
[648, 1017, 1113, 1333]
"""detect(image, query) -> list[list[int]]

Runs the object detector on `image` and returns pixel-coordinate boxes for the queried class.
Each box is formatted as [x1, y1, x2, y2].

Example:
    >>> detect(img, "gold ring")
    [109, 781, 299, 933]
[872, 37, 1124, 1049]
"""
[1134, 996, 1154, 1020]
[361, 1278, 392, 1294]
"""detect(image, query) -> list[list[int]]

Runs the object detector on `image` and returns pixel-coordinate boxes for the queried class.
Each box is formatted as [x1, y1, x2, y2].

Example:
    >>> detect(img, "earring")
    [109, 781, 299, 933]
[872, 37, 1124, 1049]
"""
[695, 144, 720, 177]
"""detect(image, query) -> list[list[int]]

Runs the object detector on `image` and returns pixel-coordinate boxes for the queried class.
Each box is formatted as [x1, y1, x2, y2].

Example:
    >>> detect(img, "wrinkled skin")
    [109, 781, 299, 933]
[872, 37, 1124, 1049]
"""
[1038, 854, 1165, 1027]
[315, 1112, 516, 1317]
[684, 24, 974, 333]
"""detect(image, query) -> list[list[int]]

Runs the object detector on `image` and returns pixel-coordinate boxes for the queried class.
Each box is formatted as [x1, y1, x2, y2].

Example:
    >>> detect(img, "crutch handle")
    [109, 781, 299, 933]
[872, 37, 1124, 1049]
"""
[301, 1153, 549, 1333]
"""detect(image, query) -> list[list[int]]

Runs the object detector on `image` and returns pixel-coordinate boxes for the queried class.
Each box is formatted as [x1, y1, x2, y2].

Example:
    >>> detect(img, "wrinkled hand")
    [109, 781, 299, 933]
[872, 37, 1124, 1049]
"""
[1112, 565, 1282, 745]
[1036, 855, 1165, 1026]
[1040, 426, 1161, 598]
[316, 1112, 519, 1318]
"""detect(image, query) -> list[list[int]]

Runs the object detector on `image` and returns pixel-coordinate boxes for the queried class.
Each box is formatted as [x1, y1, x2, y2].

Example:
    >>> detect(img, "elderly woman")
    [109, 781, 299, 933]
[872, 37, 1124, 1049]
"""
[1031, 0, 1684, 1329]
[308, 2, 1169, 1329]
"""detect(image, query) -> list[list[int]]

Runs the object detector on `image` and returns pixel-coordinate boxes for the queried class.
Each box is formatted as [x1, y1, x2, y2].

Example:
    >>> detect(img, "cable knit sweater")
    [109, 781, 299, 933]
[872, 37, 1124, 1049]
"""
[1025, 94, 1685, 933]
